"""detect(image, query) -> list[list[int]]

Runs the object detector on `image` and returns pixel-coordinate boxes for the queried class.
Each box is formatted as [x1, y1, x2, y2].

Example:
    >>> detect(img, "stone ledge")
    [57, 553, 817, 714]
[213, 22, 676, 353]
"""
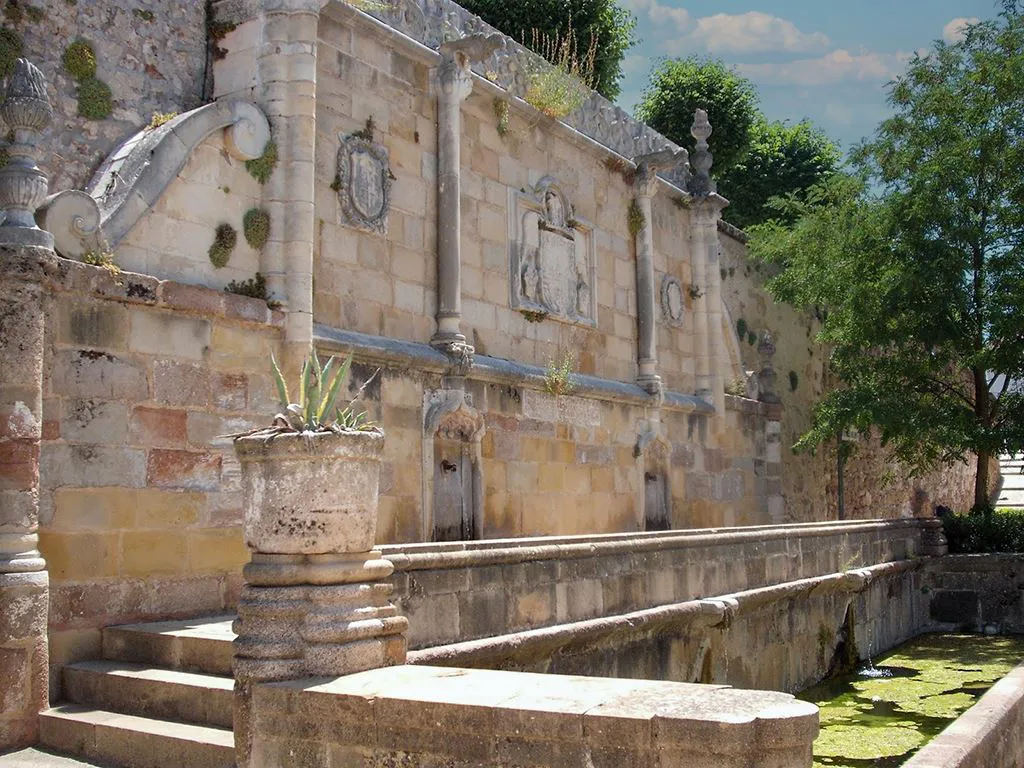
[251, 664, 818, 766]
[53, 258, 285, 328]
[405, 559, 921, 669]
[380, 518, 926, 572]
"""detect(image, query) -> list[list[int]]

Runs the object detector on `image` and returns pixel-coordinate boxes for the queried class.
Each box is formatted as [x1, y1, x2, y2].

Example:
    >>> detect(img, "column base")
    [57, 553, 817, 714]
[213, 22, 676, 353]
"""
[0, 570, 49, 752]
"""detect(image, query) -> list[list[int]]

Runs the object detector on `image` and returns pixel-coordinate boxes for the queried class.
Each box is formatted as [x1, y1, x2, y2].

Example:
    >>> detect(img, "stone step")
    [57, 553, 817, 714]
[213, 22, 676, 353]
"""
[39, 705, 234, 768]
[102, 616, 236, 676]
[63, 661, 233, 729]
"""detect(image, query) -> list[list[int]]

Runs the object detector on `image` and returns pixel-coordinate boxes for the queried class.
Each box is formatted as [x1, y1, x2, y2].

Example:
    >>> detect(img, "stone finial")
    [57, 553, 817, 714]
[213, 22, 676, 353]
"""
[438, 33, 505, 102]
[0, 58, 53, 247]
[633, 147, 690, 198]
[757, 330, 779, 404]
[689, 109, 714, 198]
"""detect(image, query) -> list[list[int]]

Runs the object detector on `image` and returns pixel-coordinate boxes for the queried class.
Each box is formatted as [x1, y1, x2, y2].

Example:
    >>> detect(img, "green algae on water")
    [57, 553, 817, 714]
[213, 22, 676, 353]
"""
[801, 633, 1024, 768]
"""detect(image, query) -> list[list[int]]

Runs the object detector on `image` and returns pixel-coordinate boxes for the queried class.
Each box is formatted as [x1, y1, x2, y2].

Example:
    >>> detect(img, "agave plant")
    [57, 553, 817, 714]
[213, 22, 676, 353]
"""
[269, 347, 378, 433]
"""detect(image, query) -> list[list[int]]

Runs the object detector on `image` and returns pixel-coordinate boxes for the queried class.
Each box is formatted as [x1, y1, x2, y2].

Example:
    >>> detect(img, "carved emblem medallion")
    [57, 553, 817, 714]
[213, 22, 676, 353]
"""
[336, 133, 391, 234]
[661, 275, 685, 326]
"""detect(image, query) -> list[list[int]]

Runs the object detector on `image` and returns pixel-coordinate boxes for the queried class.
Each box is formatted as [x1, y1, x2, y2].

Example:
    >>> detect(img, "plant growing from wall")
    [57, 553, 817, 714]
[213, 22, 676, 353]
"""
[627, 198, 645, 237]
[208, 223, 237, 268]
[225, 272, 268, 300]
[789, 370, 799, 392]
[352, 116, 376, 142]
[147, 111, 177, 130]
[688, 285, 703, 300]
[748, 331, 757, 346]
[245, 140, 278, 185]
[544, 351, 577, 396]
[493, 98, 510, 138]
[82, 248, 121, 278]
[242, 208, 271, 250]
[523, 28, 597, 119]
[725, 376, 747, 397]
[0, 26, 21, 77]
[736, 318, 747, 339]
[63, 39, 96, 80]
[132, 8, 155, 22]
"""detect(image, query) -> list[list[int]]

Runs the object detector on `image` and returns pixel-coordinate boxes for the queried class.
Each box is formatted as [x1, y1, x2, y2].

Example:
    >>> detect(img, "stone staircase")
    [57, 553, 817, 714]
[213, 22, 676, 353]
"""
[39, 616, 237, 768]
[997, 453, 1024, 510]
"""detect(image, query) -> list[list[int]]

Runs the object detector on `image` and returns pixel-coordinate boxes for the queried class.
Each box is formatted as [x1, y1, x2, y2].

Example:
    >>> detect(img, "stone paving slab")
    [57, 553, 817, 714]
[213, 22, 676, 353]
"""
[0, 749, 106, 767]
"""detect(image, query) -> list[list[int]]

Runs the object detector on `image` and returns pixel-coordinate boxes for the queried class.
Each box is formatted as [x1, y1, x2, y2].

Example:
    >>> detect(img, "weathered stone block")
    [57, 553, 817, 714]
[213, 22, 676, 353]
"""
[152, 360, 211, 407]
[55, 302, 128, 351]
[121, 531, 189, 576]
[130, 310, 211, 360]
[129, 407, 188, 448]
[51, 351, 148, 401]
[60, 399, 128, 444]
[39, 531, 120, 580]
[40, 444, 146, 489]
[147, 449, 222, 492]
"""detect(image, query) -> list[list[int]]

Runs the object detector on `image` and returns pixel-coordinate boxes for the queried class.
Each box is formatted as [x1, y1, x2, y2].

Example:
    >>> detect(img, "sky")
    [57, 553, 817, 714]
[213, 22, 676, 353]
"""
[616, 0, 1000, 154]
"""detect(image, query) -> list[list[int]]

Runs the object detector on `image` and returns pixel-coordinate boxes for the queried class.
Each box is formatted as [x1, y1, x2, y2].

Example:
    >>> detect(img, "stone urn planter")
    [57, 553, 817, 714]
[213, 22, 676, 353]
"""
[235, 429, 384, 554]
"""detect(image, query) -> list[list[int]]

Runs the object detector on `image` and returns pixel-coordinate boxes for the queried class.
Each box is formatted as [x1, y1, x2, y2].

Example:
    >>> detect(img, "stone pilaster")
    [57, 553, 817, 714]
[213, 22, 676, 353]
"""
[632, 148, 688, 396]
[687, 110, 728, 411]
[431, 35, 502, 354]
[0, 58, 57, 751]
[255, 0, 323, 366]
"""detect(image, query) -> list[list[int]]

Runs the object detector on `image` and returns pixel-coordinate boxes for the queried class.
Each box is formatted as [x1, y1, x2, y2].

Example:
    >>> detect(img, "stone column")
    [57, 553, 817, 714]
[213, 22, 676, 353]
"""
[631, 148, 688, 396]
[688, 111, 728, 411]
[0, 59, 58, 751]
[254, 0, 322, 368]
[431, 35, 502, 353]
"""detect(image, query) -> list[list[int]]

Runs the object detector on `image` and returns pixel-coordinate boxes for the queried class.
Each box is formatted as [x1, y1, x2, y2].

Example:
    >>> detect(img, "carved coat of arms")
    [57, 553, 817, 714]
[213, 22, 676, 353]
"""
[509, 178, 596, 326]
[336, 132, 392, 234]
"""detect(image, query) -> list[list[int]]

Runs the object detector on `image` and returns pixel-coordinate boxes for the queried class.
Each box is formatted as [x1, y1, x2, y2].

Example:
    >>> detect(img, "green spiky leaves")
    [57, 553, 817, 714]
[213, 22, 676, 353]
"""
[270, 348, 378, 433]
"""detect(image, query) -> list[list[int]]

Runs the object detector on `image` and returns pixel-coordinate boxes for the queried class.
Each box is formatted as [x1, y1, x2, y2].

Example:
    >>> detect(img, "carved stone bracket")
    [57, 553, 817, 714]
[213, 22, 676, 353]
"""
[54, 99, 272, 257]
[509, 177, 596, 326]
[336, 132, 392, 235]
[425, 389, 485, 443]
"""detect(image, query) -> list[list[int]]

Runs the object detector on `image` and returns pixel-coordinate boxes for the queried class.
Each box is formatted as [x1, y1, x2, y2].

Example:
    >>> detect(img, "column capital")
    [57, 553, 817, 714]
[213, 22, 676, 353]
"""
[438, 34, 504, 103]
[633, 147, 689, 199]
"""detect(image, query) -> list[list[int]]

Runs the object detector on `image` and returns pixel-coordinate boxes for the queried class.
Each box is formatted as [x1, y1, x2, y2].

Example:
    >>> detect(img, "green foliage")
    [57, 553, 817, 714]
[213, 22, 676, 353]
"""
[208, 223, 237, 268]
[493, 98, 510, 138]
[82, 248, 121, 279]
[269, 348, 378, 433]
[225, 272, 269, 301]
[147, 111, 177, 130]
[789, 371, 799, 392]
[76, 77, 112, 120]
[718, 118, 841, 229]
[242, 208, 271, 250]
[0, 26, 22, 77]
[627, 198, 644, 237]
[544, 351, 577, 395]
[245, 140, 278, 185]
[735, 318, 747, 339]
[748, 332, 757, 346]
[63, 39, 96, 80]
[636, 57, 759, 173]
[352, 116, 375, 142]
[943, 508, 1024, 552]
[748, 4, 1024, 510]
[456, 0, 636, 101]
[132, 8, 155, 22]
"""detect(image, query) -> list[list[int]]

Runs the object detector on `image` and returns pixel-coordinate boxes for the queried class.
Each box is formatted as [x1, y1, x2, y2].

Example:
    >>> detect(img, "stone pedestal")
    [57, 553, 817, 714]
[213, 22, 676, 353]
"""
[232, 431, 407, 768]
[919, 517, 949, 556]
[0, 244, 58, 750]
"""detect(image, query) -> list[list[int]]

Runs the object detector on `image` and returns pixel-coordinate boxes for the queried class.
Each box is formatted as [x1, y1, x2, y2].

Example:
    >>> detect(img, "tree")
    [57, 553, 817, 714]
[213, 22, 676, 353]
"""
[748, 4, 1024, 512]
[717, 118, 841, 229]
[458, 0, 637, 101]
[635, 57, 759, 172]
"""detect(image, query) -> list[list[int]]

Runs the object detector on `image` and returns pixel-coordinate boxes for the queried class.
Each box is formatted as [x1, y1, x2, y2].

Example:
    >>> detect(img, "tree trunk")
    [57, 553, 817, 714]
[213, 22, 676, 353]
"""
[974, 449, 991, 514]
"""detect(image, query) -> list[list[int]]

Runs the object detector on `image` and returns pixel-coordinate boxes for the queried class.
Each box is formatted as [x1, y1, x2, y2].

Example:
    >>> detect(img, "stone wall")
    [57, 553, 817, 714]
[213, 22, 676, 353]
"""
[38, 260, 283, 679]
[719, 231, 981, 520]
[927, 553, 1024, 634]
[383, 519, 924, 650]
[14, 1, 207, 193]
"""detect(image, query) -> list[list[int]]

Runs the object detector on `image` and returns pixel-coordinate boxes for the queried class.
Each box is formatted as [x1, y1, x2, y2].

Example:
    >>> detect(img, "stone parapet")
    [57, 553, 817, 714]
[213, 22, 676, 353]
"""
[248, 664, 818, 768]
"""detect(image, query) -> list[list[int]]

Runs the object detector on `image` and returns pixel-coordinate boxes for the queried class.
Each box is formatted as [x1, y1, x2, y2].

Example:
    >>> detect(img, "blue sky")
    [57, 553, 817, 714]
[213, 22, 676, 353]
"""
[617, 0, 999, 154]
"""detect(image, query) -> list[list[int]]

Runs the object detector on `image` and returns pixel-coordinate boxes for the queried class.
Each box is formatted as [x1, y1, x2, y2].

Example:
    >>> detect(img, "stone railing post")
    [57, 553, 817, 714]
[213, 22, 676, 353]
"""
[632, 148, 688, 396]
[431, 35, 502, 355]
[688, 110, 728, 412]
[231, 431, 407, 768]
[0, 59, 58, 751]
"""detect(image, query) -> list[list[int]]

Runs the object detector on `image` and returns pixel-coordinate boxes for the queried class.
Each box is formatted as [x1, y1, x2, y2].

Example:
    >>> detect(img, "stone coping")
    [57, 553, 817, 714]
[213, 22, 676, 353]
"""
[903, 660, 1024, 768]
[379, 518, 925, 571]
[406, 559, 922, 668]
[315, 324, 716, 414]
[254, 664, 819, 759]
[51, 257, 285, 328]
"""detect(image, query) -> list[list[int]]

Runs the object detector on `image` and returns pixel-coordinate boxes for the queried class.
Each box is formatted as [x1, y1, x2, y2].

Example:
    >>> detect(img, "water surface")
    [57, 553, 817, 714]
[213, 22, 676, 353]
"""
[798, 633, 1024, 767]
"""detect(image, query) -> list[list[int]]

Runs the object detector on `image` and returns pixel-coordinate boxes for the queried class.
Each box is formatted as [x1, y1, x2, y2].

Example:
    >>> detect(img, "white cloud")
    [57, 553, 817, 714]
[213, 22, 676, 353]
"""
[943, 17, 979, 43]
[686, 12, 830, 54]
[823, 102, 855, 127]
[620, 54, 652, 77]
[738, 49, 907, 87]
[621, 0, 690, 32]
